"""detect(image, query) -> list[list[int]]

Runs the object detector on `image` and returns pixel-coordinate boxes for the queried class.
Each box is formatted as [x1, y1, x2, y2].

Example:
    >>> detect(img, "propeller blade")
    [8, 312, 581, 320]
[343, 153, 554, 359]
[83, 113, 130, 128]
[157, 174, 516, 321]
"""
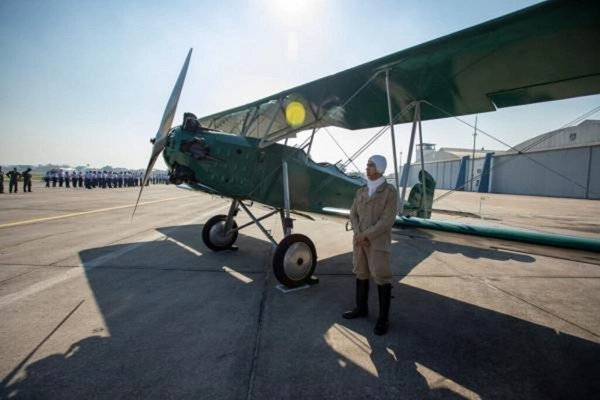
[132, 48, 193, 219]
[132, 151, 161, 219]
[152, 47, 193, 155]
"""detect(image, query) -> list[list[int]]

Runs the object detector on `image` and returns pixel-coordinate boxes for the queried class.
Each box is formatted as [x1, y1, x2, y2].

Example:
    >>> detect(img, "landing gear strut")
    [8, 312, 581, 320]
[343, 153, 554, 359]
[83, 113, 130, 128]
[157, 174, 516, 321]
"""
[200, 162, 318, 288]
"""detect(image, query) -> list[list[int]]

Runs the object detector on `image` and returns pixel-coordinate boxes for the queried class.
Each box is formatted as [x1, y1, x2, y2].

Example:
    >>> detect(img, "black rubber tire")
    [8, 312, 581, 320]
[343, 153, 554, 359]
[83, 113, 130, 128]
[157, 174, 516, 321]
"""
[202, 215, 239, 251]
[273, 234, 317, 288]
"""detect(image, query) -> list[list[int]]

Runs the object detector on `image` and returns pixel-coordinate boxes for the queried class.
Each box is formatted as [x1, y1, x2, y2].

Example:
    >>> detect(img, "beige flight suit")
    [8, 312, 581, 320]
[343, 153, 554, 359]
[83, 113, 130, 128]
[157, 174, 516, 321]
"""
[350, 182, 398, 285]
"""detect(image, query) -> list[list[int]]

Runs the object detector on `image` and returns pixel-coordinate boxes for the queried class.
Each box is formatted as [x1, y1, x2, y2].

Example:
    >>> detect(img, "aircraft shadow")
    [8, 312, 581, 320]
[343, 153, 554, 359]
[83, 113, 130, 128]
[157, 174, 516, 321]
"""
[255, 279, 600, 399]
[2, 225, 597, 399]
[317, 231, 536, 279]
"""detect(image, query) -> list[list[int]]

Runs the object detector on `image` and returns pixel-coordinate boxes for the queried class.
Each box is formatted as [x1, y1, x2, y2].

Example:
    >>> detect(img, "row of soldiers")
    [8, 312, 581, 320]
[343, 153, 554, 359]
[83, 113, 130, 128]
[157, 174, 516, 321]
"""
[0, 166, 32, 193]
[0, 167, 170, 194]
[44, 170, 169, 189]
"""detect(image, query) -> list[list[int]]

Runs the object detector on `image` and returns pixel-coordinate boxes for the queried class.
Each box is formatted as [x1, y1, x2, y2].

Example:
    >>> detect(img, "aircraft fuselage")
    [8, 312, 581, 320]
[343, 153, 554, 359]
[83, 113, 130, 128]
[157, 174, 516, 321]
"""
[163, 125, 366, 214]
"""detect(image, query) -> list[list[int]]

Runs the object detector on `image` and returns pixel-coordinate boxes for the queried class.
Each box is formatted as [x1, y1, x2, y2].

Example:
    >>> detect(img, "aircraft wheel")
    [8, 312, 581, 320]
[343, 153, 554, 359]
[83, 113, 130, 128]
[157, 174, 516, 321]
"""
[273, 234, 317, 288]
[202, 215, 239, 251]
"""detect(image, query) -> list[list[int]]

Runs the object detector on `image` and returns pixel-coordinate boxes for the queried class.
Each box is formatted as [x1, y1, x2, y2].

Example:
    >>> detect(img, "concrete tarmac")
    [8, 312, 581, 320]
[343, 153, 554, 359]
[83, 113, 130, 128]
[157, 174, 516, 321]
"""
[0, 182, 599, 399]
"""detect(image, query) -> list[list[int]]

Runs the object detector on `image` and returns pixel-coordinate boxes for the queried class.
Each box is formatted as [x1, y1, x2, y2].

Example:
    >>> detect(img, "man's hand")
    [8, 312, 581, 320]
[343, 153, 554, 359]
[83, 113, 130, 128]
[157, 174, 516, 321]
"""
[354, 233, 370, 247]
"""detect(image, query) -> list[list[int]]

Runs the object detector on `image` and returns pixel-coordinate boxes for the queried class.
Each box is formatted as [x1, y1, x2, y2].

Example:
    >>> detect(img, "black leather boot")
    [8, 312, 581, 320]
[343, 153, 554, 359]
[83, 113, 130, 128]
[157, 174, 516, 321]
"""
[342, 279, 369, 319]
[374, 284, 392, 335]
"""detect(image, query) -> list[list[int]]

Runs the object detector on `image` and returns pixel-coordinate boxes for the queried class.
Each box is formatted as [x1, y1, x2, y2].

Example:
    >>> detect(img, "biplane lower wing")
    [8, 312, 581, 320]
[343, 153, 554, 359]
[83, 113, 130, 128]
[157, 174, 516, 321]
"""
[321, 207, 600, 263]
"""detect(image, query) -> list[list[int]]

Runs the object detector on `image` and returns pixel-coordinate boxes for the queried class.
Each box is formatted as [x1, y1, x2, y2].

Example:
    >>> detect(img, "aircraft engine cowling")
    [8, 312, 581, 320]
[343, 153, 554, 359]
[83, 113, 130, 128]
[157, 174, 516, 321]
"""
[169, 164, 195, 185]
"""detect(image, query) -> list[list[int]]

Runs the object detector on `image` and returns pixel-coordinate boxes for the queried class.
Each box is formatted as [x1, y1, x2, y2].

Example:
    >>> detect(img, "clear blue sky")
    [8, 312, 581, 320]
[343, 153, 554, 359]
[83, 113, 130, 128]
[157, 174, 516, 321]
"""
[1, 0, 598, 172]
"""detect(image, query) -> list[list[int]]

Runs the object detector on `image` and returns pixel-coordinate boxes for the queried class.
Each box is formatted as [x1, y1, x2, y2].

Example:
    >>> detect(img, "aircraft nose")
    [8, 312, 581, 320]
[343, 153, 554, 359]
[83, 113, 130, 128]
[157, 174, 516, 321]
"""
[169, 164, 195, 185]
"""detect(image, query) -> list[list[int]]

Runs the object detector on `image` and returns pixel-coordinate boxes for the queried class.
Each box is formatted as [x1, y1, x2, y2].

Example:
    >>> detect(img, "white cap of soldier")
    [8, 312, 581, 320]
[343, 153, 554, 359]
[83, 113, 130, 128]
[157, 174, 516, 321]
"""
[368, 155, 387, 174]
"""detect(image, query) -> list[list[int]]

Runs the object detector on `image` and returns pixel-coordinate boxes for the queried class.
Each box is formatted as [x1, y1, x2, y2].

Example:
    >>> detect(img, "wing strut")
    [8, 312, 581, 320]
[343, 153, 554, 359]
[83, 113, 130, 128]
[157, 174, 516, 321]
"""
[399, 101, 422, 214]
[385, 69, 401, 207]
[282, 161, 293, 236]
[417, 106, 428, 218]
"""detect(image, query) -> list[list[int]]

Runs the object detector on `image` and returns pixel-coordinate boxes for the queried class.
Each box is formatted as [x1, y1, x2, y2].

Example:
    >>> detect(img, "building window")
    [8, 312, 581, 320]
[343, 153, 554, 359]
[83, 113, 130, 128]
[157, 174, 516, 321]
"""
[569, 132, 577, 141]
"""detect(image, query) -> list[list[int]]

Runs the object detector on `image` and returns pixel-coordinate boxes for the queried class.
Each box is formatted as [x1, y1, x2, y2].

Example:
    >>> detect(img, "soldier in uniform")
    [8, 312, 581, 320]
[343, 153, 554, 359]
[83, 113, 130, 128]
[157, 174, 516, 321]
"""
[84, 171, 91, 189]
[22, 168, 32, 192]
[7, 168, 21, 193]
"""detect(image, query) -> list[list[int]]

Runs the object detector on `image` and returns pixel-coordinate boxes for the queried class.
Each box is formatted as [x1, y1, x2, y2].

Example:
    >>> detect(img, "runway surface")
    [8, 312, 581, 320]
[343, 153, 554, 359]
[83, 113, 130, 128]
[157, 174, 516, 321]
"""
[1, 182, 599, 399]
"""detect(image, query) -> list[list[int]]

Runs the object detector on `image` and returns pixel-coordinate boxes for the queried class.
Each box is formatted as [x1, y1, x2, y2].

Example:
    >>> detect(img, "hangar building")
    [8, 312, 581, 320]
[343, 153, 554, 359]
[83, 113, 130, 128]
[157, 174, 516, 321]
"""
[400, 120, 600, 200]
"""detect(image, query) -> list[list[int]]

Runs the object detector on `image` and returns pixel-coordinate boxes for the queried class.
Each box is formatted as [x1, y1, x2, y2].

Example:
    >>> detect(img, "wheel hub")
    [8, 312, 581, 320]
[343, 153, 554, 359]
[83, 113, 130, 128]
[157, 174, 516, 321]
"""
[209, 222, 235, 247]
[283, 242, 313, 280]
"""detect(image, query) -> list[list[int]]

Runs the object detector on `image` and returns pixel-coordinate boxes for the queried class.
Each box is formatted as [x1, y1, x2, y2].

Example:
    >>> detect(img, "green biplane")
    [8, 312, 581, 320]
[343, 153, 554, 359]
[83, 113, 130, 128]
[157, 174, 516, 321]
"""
[136, 0, 600, 288]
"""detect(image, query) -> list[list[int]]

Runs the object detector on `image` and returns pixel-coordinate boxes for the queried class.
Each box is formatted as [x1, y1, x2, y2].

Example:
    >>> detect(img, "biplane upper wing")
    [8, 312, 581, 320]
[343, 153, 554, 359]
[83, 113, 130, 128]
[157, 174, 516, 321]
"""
[199, 0, 600, 144]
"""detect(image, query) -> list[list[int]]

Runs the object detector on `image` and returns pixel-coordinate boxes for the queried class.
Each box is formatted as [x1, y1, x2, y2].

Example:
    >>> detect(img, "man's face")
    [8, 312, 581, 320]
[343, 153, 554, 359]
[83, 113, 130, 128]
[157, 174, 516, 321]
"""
[366, 161, 381, 180]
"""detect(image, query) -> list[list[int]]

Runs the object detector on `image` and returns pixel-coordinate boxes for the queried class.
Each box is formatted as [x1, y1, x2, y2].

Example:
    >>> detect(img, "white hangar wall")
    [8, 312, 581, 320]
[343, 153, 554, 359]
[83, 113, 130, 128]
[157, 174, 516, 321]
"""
[490, 145, 600, 199]
[397, 121, 600, 199]
[401, 157, 489, 192]
[402, 159, 461, 189]
[514, 120, 600, 152]
[400, 145, 599, 199]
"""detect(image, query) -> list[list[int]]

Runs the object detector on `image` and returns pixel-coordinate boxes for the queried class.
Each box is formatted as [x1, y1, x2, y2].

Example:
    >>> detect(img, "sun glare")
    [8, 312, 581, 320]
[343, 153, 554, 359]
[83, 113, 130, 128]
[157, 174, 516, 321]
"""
[276, 0, 306, 16]
[267, 0, 315, 21]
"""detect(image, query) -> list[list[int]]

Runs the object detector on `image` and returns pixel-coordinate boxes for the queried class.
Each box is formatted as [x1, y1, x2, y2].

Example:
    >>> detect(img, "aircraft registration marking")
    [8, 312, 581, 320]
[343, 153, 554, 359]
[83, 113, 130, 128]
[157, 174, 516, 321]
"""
[0, 195, 196, 229]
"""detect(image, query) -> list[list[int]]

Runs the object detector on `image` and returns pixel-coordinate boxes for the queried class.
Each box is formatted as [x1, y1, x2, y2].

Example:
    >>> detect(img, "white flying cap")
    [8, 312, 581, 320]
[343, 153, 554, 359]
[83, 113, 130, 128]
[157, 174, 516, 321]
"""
[368, 155, 387, 174]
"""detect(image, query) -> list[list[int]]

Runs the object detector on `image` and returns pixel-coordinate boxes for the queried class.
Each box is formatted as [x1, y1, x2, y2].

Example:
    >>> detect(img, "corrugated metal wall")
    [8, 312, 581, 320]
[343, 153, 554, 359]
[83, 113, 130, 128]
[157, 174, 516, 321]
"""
[402, 159, 461, 189]
[399, 122, 600, 199]
[464, 157, 488, 192]
[400, 144, 600, 199]
[515, 120, 600, 152]
[491, 145, 600, 199]
[402, 157, 487, 191]
[589, 146, 600, 200]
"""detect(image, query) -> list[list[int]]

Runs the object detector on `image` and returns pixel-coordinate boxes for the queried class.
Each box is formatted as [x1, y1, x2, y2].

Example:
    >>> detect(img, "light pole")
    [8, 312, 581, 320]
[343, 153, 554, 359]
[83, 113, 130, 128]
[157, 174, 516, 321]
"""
[470, 116, 478, 192]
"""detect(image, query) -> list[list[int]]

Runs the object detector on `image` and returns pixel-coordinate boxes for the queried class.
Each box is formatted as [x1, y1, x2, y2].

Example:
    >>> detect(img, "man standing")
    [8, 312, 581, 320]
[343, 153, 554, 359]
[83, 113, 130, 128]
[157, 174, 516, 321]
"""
[22, 168, 32, 192]
[51, 169, 57, 187]
[343, 155, 398, 335]
[0, 166, 4, 193]
[7, 168, 21, 193]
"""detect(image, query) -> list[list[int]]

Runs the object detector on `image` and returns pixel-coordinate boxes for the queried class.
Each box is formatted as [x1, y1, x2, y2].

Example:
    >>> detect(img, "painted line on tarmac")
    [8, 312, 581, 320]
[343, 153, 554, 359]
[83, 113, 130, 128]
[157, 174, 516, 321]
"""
[0, 230, 166, 309]
[0, 195, 196, 229]
[84, 204, 229, 270]
[0, 206, 229, 309]
[0, 268, 86, 309]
